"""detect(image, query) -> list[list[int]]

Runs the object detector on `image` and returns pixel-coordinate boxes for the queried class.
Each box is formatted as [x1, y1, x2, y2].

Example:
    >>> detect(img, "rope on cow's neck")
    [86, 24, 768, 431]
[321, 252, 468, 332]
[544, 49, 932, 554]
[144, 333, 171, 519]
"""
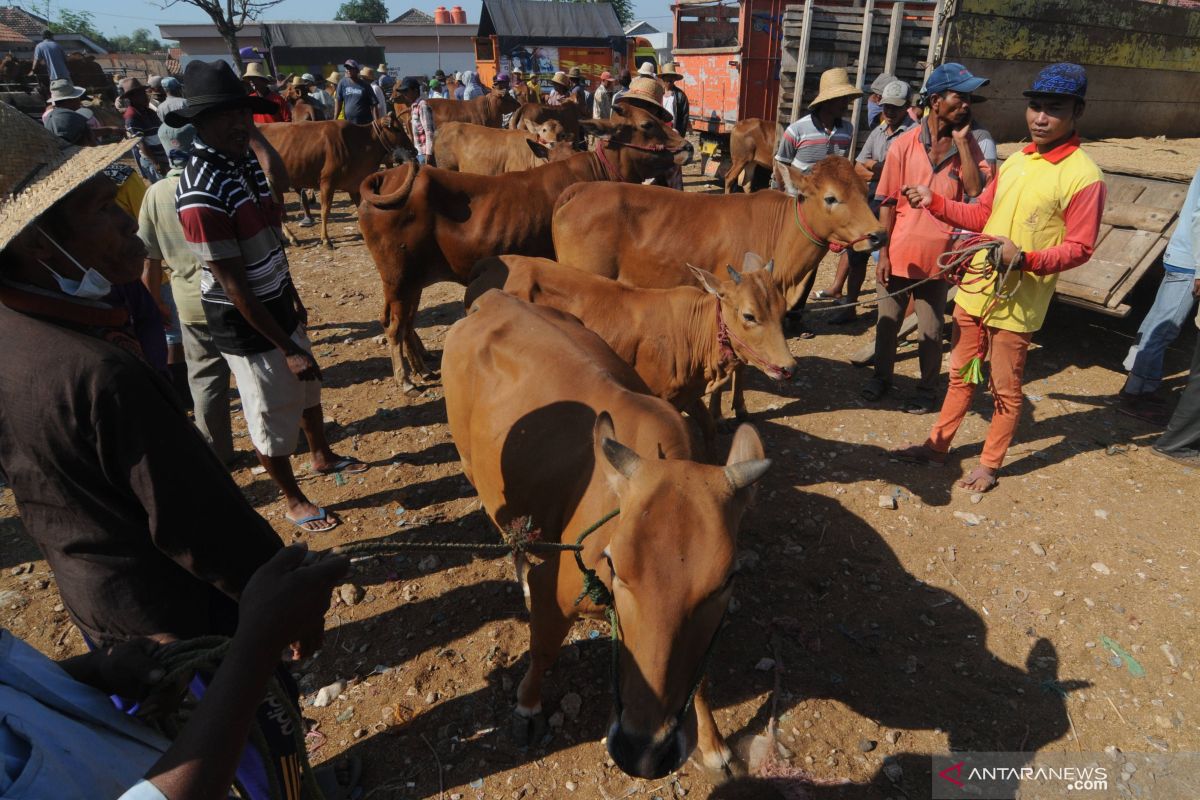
[792, 196, 875, 254]
[592, 139, 625, 182]
[139, 637, 322, 800]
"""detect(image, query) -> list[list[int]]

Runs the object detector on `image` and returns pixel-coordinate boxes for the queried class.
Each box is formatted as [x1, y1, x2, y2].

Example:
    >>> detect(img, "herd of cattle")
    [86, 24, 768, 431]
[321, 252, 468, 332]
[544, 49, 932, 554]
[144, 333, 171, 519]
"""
[260, 99, 885, 780]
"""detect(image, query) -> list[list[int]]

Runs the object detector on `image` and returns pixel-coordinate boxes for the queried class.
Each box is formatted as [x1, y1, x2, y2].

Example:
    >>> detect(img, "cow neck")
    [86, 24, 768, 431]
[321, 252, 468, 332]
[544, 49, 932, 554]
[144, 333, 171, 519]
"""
[592, 140, 626, 182]
[777, 196, 830, 307]
[686, 292, 735, 383]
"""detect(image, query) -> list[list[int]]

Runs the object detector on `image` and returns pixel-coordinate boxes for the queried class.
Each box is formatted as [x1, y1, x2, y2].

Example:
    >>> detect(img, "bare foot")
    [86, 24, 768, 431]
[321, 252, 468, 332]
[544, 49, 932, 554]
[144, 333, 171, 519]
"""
[958, 465, 997, 492]
[891, 443, 946, 465]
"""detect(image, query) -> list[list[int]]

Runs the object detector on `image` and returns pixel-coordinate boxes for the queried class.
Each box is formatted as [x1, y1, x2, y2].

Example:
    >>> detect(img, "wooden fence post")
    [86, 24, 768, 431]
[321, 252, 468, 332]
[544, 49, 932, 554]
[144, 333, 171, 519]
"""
[787, 0, 815, 124]
[884, 2, 905, 76]
[848, 0, 875, 156]
[923, 0, 947, 87]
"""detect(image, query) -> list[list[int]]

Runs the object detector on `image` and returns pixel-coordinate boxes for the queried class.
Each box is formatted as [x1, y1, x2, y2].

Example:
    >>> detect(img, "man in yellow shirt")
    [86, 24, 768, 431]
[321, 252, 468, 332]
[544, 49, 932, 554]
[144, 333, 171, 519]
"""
[894, 63, 1107, 491]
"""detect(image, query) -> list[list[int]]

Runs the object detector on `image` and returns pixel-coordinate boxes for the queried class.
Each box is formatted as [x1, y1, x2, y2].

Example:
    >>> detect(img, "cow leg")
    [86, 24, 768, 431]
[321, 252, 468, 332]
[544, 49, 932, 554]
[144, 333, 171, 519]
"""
[383, 296, 418, 394]
[513, 581, 573, 748]
[685, 397, 718, 461]
[730, 366, 750, 423]
[404, 325, 439, 380]
[692, 683, 744, 780]
[724, 157, 746, 194]
[319, 184, 335, 249]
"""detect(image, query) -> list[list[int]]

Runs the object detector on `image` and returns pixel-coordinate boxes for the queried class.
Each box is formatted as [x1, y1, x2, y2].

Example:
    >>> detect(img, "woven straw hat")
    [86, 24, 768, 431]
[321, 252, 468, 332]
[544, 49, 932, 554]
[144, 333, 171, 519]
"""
[614, 75, 672, 122]
[326, 71, 341, 84]
[361, 66, 376, 79]
[659, 62, 683, 79]
[242, 62, 273, 81]
[0, 102, 138, 252]
[550, 70, 570, 89]
[809, 67, 862, 108]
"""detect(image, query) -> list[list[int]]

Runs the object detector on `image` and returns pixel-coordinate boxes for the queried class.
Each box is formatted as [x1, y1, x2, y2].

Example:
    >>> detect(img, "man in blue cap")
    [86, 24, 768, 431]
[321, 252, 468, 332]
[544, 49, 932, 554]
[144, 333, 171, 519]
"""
[893, 63, 1106, 493]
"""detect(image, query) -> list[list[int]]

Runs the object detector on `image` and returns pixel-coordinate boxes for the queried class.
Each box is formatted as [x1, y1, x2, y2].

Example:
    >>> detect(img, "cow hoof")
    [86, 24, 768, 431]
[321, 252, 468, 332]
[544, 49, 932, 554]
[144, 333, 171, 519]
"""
[402, 384, 423, 398]
[693, 751, 746, 784]
[510, 710, 547, 749]
[323, 241, 335, 250]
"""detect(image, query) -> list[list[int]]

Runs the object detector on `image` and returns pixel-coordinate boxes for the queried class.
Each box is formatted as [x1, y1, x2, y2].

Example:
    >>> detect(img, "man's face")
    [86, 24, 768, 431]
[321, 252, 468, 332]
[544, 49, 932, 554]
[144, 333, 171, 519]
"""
[400, 88, 419, 105]
[347, 67, 360, 81]
[931, 90, 971, 125]
[56, 97, 83, 111]
[41, 176, 145, 285]
[127, 87, 150, 110]
[869, 92, 882, 104]
[195, 106, 253, 158]
[824, 96, 851, 119]
[881, 102, 907, 126]
[1026, 95, 1080, 146]
[247, 77, 270, 96]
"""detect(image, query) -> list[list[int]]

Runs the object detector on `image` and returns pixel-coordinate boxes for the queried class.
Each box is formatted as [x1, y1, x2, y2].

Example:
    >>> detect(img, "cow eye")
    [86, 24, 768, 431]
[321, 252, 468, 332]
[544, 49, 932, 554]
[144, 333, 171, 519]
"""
[742, 312, 757, 324]
[824, 195, 837, 205]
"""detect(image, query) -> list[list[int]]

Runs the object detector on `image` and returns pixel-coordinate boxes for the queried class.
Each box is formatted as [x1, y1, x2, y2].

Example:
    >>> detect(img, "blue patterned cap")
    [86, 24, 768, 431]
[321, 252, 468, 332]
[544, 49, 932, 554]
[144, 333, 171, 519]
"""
[1024, 63, 1087, 100]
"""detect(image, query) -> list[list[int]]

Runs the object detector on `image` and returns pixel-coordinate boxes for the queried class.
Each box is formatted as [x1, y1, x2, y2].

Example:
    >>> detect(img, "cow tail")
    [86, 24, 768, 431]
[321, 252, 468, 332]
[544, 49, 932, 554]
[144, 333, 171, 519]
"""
[360, 161, 421, 210]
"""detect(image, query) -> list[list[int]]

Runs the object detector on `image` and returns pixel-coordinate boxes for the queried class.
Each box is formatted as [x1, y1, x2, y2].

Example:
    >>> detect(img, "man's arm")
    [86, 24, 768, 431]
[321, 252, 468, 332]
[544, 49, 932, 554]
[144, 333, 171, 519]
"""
[876, 204, 897, 285]
[142, 258, 172, 323]
[907, 177, 996, 232]
[333, 84, 343, 121]
[128, 546, 348, 800]
[952, 122, 985, 198]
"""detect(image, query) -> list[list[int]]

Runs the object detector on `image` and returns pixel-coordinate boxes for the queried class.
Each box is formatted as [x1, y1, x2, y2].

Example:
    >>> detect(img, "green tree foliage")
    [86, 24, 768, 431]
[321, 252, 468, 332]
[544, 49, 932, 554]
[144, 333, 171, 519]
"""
[107, 29, 166, 54]
[334, 0, 389, 23]
[47, 10, 165, 53]
[571, 0, 633, 28]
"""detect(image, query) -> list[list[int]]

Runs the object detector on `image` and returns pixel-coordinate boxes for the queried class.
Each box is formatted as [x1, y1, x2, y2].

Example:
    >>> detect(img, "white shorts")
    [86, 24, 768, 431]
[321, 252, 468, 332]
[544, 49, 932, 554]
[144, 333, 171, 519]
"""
[225, 326, 322, 457]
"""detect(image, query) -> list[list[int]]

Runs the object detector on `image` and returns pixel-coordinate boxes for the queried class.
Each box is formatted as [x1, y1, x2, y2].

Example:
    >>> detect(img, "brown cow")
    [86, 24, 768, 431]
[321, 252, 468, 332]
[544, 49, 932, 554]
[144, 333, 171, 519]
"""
[552, 157, 884, 418]
[512, 80, 540, 106]
[358, 101, 687, 393]
[724, 117, 782, 194]
[428, 90, 520, 128]
[508, 99, 585, 142]
[443, 289, 770, 779]
[434, 120, 571, 174]
[258, 111, 414, 247]
[466, 254, 794, 448]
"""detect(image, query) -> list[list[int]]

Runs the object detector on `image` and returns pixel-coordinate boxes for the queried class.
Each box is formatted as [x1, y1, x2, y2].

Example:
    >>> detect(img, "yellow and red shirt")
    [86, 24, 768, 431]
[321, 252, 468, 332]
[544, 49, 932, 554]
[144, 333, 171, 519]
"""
[927, 135, 1105, 333]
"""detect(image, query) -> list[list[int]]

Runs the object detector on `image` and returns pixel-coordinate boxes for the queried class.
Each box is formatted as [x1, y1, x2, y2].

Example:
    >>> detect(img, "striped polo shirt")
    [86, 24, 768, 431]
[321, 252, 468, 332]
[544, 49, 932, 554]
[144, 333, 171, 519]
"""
[176, 139, 298, 355]
[775, 113, 852, 172]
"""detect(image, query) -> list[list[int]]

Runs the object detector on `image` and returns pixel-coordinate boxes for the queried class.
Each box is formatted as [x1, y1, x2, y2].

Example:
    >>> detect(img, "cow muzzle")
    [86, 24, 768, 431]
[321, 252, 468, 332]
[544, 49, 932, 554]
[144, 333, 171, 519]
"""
[867, 230, 888, 249]
[607, 719, 693, 779]
[676, 140, 694, 166]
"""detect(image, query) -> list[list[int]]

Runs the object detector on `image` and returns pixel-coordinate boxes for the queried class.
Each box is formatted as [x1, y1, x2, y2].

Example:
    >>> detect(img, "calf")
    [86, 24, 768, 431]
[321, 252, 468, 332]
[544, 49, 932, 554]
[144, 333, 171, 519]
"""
[428, 90, 520, 128]
[358, 101, 687, 393]
[466, 254, 794, 448]
[508, 99, 585, 143]
[724, 117, 781, 193]
[444, 290, 770, 779]
[257, 112, 414, 247]
[434, 120, 571, 175]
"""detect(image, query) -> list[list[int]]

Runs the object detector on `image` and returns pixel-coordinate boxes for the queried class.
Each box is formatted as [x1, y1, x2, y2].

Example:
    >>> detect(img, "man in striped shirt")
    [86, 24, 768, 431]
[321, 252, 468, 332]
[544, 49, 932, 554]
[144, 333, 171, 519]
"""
[774, 67, 861, 193]
[171, 60, 367, 533]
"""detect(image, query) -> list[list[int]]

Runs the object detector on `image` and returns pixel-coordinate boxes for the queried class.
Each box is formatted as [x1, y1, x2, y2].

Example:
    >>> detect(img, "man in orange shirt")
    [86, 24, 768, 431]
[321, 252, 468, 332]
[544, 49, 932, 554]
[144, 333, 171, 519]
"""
[863, 63, 991, 412]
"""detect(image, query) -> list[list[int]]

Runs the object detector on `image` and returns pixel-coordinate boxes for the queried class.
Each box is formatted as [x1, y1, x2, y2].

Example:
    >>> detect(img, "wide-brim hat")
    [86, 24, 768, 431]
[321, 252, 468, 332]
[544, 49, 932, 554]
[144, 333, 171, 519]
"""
[118, 77, 148, 99]
[809, 67, 863, 108]
[49, 78, 87, 102]
[614, 76, 672, 122]
[0, 102, 138, 252]
[377, 63, 388, 72]
[659, 62, 683, 79]
[165, 60, 277, 127]
[567, 66, 583, 79]
[290, 76, 309, 87]
[637, 62, 657, 77]
[550, 70, 570, 89]
[360, 66, 376, 79]
[242, 62, 273, 81]
[326, 71, 341, 84]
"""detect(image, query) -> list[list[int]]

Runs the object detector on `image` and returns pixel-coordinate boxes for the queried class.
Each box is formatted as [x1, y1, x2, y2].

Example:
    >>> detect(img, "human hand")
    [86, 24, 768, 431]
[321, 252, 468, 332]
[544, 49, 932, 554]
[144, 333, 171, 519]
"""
[951, 120, 972, 143]
[64, 638, 166, 699]
[901, 184, 932, 208]
[285, 349, 321, 381]
[1193, 278, 1200, 298]
[876, 251, 892, 286]
[995, 236, 1022, 266]
[237, 544, 349, 661]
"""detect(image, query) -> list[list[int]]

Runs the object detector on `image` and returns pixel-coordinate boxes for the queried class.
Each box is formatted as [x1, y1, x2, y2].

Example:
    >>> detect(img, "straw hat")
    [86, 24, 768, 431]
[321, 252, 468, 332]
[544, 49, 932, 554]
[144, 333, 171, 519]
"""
[637, 61, 657, 77]
[809, 67, 862, 108]
[377, 63, 388, 72]
[326, 71, 341, 84]
[567, 66, 583, 80]
[49, 78, 87, 103]
[659, 62, 683, 80]
[0, 102, 138, 252]
[550, 71, 570, 90]
[360, 66, 376, 79]
[242, 62, 273, 81]
[614, 75, 672, 122]
[290, 75, 309, 88]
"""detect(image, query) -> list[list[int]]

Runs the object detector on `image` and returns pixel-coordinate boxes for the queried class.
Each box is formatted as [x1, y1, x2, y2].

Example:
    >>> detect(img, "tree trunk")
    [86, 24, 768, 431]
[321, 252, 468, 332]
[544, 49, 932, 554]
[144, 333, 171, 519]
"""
[222, 29, 243, 72]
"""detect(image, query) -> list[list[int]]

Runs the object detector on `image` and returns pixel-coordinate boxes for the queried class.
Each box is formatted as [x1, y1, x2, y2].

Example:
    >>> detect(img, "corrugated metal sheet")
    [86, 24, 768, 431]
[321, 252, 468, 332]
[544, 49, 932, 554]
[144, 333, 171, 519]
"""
[478, 0, 624, 39]
[264, 22, 380, 49]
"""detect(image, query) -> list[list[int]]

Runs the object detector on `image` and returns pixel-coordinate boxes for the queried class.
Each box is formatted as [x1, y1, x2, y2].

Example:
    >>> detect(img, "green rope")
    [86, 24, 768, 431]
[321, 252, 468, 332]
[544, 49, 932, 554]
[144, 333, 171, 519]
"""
[571, 508, 620, 608]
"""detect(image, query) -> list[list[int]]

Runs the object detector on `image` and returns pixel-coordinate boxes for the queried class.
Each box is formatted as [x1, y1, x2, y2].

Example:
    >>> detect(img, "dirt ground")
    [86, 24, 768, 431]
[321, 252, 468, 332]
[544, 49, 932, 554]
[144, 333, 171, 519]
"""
[998, 137, 1200, 181]
[1, 159, 1198, 800]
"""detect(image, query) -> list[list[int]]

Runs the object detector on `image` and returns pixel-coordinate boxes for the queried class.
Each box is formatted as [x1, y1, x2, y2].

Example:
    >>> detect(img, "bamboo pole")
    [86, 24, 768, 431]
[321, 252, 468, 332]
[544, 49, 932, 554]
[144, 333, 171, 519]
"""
[787, 0, 815, 124]
[848, 0, 875, 156]
[923, 0, 948, 86]
[884, 2, 904, 76]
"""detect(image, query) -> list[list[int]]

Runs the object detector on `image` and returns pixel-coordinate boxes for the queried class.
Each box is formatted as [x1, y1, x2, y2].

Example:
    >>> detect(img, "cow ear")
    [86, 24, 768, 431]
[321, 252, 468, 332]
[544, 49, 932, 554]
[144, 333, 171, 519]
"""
[594, 411, 640, 490]
[787, 164, 816, 199]
[525, 138, 551, 159]
[687, 264, 724, 296]
[579, 118, 612, 137]
[521, 117, 539, 134]
[724, 424, 771, 504]
[742, 252, 766, 273]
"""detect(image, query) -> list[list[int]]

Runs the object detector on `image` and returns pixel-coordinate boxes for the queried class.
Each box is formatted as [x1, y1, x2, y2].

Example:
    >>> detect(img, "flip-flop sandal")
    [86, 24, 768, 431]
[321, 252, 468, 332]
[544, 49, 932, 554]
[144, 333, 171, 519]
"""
[290, 507, 339, 533]
[314, 755, 363, 800]
[314, 457, 369, 475]
[811, 289, 841, 300]
[903, 393, 938, 415]
[861, 376, 890, 401]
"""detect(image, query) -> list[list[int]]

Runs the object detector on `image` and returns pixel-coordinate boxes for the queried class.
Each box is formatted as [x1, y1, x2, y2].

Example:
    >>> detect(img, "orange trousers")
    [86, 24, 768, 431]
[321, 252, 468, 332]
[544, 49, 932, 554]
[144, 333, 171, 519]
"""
[926, 304, 1033, 469]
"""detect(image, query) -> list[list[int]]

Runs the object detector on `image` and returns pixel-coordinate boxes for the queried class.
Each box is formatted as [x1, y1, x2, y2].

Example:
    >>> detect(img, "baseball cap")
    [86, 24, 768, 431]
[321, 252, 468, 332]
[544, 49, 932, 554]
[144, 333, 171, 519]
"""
[1023, 62, 1087, 100]
[924, 62, 988, 96]
[399, 77, 421, 92]
[879, 80, 911, 107]
[600, 71, 613, 81]
[161, 76, 181, 92]
[870, 72, 897, 95]
[344, 59, 360, 70]
[494, 72, 511, 84]
[301, 72, 317, 83]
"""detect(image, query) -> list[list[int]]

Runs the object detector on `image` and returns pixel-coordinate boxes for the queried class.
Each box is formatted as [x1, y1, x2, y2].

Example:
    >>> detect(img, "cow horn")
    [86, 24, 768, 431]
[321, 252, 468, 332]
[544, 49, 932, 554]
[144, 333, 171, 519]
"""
[724, 458, 772, 491]
[725, 265, 742, 284]
[764, 259, 775, 274]
[602, 437, 641, 479]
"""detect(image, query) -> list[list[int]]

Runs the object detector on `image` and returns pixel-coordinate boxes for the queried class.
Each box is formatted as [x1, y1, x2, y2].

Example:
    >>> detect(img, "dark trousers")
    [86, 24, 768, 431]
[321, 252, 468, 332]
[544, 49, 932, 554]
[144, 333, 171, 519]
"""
[874, 276, 950, 392]
[1157, 335, 1200, 453]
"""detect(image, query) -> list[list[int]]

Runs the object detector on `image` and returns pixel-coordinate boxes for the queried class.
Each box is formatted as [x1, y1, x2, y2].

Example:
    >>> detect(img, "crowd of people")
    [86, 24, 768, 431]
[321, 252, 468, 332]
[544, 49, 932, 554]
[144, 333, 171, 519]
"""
[2, 44, 1198, 799]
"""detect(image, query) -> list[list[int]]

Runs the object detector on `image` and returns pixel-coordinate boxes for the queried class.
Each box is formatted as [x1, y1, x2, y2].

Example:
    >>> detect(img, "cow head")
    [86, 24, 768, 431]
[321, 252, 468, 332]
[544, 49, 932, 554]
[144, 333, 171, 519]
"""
[593, 412, 770, 779]
[789, 156, 885, 253]
[522, 117, 568, 147]
[688, 253, 795, 381]
[376, 109, 417, 163]
[488, 89, 522, 117]
[580, 102, 687, 183]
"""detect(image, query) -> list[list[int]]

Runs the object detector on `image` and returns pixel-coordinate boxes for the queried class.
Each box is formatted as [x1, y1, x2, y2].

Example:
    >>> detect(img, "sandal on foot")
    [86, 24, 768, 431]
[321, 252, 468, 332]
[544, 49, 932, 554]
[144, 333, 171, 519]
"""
[861, 376, 891, 401]
[903, 391, 938, 415]
[289, 507, 339, 533]
[957, 466, 998, 492]
[313, 457, 369, 475]
[811, 289, 841, 301]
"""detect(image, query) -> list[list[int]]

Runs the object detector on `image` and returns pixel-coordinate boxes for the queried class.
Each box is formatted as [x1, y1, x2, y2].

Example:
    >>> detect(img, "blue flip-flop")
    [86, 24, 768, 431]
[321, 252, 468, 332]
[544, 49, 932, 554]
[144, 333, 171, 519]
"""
[313, 457, 369, 475]
[290, 507, 339, 532]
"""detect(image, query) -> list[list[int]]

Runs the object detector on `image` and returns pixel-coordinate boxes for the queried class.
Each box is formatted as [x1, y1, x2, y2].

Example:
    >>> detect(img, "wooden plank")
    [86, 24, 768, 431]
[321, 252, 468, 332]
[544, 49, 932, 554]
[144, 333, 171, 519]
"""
[884, 2, 905, 75]
[1104, 177, 1147, 204]
[1056, 294, 1133, 318]
[1101, 201, 1176, 234]
[788, 0, 816, 123]
[1055, 260, 1133, 303]
[1136, 182, 1189, 209]
[1092, 223, 1114, 249]
[848, 0, 876, 157]
[1089, 226, 1160, 270]
[1107, 238, 1168, 309]
[924, 0, 947, 86]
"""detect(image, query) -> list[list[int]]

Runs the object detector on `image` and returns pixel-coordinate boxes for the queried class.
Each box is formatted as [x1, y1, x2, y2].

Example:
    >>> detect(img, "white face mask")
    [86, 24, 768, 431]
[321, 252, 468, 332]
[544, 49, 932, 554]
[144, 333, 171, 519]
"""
[36, 226, 114, 301]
